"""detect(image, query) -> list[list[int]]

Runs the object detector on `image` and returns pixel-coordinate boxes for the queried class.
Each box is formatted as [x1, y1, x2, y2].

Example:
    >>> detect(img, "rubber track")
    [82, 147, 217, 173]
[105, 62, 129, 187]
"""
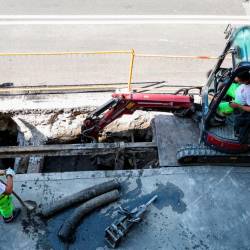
[177, 144, 250, 164]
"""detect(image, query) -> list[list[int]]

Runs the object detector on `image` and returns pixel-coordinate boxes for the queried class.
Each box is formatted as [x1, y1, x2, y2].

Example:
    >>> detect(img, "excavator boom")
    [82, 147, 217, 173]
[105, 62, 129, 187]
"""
[82, 92, 194, 141]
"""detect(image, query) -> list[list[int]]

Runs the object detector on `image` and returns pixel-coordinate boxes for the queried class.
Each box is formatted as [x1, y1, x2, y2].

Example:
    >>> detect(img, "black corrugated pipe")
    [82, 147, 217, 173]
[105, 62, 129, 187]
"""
[41, 179, 120, 218]
[58, 189, 120, 242]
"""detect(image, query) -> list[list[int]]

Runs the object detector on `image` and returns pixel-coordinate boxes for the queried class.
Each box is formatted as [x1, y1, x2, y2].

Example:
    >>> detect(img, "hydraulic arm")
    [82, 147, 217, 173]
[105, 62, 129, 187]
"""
[81, 92, 193, 141]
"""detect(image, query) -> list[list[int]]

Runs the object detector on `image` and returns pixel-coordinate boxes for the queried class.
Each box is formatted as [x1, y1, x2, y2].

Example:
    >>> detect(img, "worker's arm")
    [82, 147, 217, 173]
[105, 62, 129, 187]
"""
[2, 168, 15, 195]
[229, 102, 250, 112]
[4, 176, 13, 194]
[240, 105, 250, 112]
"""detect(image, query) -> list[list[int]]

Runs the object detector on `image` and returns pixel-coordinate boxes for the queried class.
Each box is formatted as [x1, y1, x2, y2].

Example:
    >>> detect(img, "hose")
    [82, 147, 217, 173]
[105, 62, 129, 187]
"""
[58, 189, 120, 242]
[41, 179, 120, 218]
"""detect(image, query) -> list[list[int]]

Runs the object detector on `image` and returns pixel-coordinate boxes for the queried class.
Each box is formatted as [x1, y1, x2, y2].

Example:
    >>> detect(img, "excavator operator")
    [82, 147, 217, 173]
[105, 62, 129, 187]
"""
[218, 70, 250, 115]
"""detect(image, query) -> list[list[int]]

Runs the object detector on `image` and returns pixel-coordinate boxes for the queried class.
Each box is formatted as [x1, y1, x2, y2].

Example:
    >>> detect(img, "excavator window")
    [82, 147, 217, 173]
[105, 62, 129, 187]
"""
[231, 27, 250, 65]
[207, 68, 232, 105]
[207, 26, 250, 108]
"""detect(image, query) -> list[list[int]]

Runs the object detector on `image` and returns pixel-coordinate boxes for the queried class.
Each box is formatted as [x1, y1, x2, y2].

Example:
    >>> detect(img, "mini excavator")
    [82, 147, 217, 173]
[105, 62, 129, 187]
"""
[81, 26, 250, 164]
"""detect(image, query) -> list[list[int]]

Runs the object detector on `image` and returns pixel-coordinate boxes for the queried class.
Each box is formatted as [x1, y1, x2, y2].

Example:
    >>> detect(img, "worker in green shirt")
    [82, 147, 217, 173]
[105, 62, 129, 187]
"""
[0, 168, 21, 223]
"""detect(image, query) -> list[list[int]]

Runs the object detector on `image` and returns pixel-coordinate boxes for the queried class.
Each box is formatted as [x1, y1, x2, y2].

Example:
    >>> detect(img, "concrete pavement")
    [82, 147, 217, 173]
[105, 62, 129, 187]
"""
[1, 167, 250, 250]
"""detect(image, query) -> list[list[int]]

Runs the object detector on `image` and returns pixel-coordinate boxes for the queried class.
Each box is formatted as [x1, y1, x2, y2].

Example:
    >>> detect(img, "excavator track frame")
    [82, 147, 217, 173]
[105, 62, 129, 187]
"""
[177, 144, 250, 165]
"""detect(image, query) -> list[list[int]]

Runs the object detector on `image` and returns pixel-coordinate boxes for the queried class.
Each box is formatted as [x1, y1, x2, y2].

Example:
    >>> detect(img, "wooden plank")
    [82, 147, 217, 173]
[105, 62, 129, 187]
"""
[0, 142, 156, 158]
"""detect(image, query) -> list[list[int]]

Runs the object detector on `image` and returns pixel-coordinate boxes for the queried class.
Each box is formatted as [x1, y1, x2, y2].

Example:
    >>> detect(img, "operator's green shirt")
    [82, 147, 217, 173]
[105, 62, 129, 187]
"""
[218, 83, 240, 115]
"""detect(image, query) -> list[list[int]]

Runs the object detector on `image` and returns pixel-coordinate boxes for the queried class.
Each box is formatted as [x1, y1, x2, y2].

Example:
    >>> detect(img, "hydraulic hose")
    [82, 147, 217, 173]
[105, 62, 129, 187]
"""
[58, 189, 120, 242]
[41, 179, 120, 218]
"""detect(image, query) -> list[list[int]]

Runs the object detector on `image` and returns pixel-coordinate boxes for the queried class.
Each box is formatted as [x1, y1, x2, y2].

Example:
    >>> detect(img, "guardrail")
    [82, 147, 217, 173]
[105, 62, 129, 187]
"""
[0, 49, 219, 92]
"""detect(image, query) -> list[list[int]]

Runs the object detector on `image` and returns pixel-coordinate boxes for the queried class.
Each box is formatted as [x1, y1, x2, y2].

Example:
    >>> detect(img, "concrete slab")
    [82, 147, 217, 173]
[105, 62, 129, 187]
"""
[154, 113, 200, 166]
[1, 167, 250, 250]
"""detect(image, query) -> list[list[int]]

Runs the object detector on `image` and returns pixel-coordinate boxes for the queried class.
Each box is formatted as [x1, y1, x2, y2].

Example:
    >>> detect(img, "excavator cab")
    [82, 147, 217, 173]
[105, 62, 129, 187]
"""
[177, 26, 250, 163]
[201, 26, 250, 153]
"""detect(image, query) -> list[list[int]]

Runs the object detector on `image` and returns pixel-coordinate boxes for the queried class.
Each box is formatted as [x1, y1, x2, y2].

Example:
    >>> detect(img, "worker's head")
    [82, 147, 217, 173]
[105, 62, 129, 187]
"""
[235, 70, 250, 84]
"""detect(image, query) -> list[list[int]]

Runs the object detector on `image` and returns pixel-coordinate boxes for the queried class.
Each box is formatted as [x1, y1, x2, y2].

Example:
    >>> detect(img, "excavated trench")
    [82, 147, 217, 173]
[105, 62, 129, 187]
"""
[0, 114, 18, 168]
[0, 108, 158, 173]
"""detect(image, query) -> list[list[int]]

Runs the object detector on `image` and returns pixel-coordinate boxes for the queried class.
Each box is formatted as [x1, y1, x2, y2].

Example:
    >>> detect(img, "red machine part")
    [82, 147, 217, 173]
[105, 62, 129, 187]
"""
[205, 132, 249, 153]
[82, 92, 193, 141]
[111, 93, 192, 108]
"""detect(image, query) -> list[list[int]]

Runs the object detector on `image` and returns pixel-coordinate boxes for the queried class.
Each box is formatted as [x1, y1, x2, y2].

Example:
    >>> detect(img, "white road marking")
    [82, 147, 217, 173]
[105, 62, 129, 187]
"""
[0, 15, 249, 24]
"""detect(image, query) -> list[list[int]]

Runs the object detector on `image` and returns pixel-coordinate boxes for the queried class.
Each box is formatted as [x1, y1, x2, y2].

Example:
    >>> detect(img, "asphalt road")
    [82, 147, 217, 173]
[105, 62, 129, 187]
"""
[0, 0, 247, 15]
[0, 24, 228, 86]
[0, 0, 249, 87]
